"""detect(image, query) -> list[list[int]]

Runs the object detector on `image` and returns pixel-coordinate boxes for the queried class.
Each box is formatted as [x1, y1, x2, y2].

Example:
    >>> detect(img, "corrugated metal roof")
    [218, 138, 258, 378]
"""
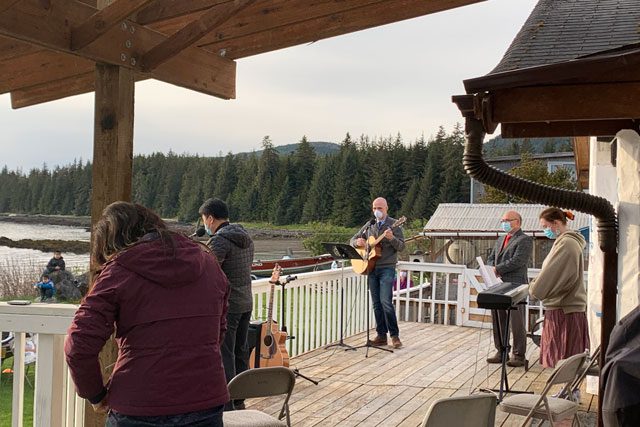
[424, 204, 591, 233]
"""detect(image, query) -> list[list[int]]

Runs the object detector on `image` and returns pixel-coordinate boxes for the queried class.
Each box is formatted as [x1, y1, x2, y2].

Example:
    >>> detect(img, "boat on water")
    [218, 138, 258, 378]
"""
[251, 254, 334, 277]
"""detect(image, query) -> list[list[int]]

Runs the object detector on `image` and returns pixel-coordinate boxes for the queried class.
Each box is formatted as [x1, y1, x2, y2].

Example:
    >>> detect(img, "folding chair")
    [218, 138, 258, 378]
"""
[562, 345, 600, 403]
[421, 394, 497, 427]
[499, 352, 588, 426]
[223, 366, 296, 427]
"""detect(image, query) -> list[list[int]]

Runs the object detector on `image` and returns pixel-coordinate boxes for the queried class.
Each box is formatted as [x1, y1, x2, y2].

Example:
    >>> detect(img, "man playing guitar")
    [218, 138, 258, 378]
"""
[350, 197, 405, 349]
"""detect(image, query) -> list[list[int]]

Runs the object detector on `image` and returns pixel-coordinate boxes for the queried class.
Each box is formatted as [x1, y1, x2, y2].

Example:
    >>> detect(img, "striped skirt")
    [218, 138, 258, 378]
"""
[540, 309, 590, 369]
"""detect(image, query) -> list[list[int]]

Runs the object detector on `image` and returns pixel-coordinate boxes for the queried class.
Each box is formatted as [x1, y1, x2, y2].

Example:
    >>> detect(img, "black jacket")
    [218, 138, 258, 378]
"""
[206, 223, 254, 313]
[486, 229, 532, 285]
[45, 257, 66, 273]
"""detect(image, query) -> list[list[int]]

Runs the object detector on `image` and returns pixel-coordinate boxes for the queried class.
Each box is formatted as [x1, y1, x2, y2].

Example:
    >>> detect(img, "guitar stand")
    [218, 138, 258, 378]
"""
[278, 276, 319, 386]
[480, 303, 531, 402]
[353, 281, 393, 357]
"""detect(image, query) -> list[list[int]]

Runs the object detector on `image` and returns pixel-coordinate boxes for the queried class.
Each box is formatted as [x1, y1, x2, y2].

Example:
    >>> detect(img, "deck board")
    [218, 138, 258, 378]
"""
[244, 322, 597, 426]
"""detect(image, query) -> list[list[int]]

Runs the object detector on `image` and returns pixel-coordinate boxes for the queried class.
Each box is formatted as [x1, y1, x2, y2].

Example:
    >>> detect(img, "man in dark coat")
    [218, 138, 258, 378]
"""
[486, 210, 533, 367]
[200, 198, 254, 411]
[44, 250, 65, 274]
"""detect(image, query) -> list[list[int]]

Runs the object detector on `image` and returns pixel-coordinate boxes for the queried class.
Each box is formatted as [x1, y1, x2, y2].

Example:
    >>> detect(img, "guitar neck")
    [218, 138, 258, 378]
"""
[266, 281, 275, 334]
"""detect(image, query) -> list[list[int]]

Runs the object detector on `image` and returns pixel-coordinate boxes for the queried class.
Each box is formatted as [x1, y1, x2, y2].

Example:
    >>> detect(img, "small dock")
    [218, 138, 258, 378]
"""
[246, 322, 597, 426]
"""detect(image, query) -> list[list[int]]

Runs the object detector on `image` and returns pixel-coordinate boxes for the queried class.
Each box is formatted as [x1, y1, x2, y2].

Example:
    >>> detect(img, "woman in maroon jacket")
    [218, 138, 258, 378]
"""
[65, 202, 229, 426]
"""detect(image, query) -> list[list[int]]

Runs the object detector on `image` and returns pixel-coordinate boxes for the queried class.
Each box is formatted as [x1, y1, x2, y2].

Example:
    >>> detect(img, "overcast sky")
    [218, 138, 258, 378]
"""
[0, 0, 538, 171]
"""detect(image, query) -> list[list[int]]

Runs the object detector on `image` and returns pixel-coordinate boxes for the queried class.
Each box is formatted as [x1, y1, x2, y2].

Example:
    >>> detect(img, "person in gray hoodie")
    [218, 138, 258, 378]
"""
[199, 198, 254, 410]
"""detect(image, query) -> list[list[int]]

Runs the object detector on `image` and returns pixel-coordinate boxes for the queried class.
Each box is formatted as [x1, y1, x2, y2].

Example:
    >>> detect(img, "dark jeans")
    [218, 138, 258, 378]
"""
[368, 266, 399, 338]
[221, 311, 251, 410]
[39, 288, 54, 300]
[106, 406, 223, 426]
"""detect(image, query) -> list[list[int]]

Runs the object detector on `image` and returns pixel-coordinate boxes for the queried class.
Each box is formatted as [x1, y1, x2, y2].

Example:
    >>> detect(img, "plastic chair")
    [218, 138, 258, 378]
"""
[499, 352, 588, 427]
[421, 394, 497, 427]
[223, 366, 296, 427]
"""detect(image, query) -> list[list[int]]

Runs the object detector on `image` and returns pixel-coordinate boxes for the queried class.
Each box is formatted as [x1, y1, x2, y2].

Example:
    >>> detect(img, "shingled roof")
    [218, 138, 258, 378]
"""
[490, 0, 640, 74]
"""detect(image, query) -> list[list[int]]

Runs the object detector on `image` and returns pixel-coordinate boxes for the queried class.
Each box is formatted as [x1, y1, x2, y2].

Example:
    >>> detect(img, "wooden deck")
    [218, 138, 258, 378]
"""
[246, 322, 597, 426]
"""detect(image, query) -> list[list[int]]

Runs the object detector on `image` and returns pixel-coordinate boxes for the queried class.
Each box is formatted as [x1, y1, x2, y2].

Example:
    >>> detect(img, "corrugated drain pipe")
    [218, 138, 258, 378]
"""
[462, 115, 617, 424]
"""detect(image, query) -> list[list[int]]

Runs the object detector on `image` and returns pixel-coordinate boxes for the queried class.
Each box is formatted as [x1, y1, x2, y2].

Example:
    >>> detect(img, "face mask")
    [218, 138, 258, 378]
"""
[205, 223, 213, 236]
[500, 222, 512, 233]
[543, 227, 556, 240]
[374, 210, 384, 220]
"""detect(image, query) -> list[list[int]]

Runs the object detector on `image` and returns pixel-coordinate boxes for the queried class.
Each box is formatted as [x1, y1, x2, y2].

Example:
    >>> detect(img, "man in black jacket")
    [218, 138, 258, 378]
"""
[199, 198, 254, 410]
[486, 210, 533, 367]
[44, 251, 65, 275]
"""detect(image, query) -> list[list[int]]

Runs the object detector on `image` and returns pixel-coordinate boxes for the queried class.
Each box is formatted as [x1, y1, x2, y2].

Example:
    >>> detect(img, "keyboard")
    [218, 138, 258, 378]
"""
[477, 282, 529, 310]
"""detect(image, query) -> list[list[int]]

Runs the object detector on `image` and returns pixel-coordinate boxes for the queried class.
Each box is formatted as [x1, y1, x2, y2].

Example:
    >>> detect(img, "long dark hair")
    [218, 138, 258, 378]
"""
[90, 202, 172, 280]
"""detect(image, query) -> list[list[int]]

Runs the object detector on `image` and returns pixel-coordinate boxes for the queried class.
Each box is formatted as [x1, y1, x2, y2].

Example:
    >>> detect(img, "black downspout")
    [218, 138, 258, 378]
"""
[462, 116, 617, 426]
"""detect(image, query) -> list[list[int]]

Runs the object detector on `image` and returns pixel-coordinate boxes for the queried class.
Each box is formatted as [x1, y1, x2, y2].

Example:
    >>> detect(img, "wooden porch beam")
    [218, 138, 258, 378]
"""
[196, 0, 486, 59]
[142, 0, 253, 72]
[135, 0, 228, 25]
[71, 0, 157, 50]
[0, 35, 40, 61]
[0, 0, 20, 14]
[492, 82, 640, 123]
[0, 0, 236, 99]
[500, 120, 640, 138]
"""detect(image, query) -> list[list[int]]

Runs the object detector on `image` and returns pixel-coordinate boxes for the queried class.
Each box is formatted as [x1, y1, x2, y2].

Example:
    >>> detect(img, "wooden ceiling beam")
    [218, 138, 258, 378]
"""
[71, 0, 157, 50]
[10, 71, 150, 108]
[0, 1, 20, 14]
[500, 120, 640, 138]
[135, 0, 228, 25]
[142, 0, 253, 71]
[195, 0, 486, 59]
[492, 82, 640, 123]
[0, 0, 236, 99]
[0, 50, 94, 93]
[0, 35, 40, 61]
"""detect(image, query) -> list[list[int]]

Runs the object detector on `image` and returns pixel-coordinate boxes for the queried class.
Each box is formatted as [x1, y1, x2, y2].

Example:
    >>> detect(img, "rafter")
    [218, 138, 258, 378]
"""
[135, 0, 228, 25]
[195, 0, 486, 59]
[0, 0, 236, 99]
[71, 0, 157, 50]
[0, 35, 40, 61]
[142, 0, 253, 71]
[501, 120, 639, 138]
[10, 71, 96, 108]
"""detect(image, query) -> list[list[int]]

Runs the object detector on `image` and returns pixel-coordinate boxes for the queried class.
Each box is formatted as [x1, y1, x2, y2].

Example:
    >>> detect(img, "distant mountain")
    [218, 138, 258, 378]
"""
[483, 135, 573, 157]
[238, 141, 341, 157]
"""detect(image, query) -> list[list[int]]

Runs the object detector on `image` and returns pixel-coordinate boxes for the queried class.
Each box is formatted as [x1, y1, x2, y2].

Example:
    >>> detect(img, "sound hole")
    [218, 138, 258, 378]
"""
[263, 335, 273, 347]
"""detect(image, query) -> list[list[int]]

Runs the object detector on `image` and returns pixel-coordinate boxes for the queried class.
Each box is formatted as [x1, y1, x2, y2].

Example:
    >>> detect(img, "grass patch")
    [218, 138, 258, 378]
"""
[0, 357, 35, 425]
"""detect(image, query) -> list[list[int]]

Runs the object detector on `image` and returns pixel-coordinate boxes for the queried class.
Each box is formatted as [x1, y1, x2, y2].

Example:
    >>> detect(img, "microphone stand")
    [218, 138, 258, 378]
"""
[278, 275, 319, 385]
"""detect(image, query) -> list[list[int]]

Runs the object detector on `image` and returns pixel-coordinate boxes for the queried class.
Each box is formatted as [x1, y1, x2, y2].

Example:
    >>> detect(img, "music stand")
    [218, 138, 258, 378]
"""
[321, 243, 360, 351]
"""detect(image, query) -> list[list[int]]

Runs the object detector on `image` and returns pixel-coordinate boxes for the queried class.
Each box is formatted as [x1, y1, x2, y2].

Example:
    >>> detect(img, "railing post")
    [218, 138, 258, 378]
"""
[12, 332, 26, 427]
[34, 334, 66, 427]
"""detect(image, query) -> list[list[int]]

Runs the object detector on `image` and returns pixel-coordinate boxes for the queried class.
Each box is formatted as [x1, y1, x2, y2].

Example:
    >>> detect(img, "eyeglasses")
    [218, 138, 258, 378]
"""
[500, 218, 518, 223]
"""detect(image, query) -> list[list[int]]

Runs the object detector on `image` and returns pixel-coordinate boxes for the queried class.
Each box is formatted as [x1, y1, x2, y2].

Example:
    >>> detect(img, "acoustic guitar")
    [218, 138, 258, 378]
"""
[249, 265, 290, 368]
[351, 216, 406, 275]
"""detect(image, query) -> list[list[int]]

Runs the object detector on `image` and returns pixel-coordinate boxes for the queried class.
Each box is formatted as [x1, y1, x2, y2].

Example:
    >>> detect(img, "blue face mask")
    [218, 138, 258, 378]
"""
[500, 222, 512, 233]
[543, 227, 556, 240]
[205, 224, 213, 236]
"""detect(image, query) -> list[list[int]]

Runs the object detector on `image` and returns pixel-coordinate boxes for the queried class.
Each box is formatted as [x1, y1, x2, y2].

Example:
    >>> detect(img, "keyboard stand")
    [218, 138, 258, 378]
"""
[481, 302, 532, 403]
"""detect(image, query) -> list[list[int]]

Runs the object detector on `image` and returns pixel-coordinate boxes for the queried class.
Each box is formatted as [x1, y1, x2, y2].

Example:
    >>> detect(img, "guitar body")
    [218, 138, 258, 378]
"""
[352, 238, 381, 275]
[249, 320, 290, 368]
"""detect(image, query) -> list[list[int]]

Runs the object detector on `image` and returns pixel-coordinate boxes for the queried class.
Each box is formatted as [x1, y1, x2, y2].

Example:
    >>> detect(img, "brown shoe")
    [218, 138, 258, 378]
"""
[507, 356, 526, 368]
[367, 335, 388, 346]
[391, 336, 402, 349]
[486, 351, 502, 364]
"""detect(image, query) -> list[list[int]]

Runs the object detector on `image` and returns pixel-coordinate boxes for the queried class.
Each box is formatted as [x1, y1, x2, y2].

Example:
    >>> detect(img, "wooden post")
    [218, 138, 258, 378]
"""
[84, 63, 134, 427]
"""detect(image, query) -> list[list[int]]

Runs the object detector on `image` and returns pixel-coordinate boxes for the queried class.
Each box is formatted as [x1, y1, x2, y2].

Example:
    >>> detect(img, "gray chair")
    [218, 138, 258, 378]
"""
[499, 352, 588, 427]
[421, 394, 497, 427]
[223, 366, 296, 427]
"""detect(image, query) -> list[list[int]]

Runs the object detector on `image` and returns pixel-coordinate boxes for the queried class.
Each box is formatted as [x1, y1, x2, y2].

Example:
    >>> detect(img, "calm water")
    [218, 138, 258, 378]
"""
[0, 222, 309, 270]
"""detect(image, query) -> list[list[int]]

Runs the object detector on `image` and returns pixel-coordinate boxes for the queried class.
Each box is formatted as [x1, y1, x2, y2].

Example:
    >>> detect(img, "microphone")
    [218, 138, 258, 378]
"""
[189, 227, 206, 238]
[285, 275, 297, 282]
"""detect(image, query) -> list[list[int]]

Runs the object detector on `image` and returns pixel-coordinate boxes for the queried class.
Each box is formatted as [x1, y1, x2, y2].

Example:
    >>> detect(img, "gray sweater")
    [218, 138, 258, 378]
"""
[350, 216, 405, 268]
[206, 223, 254, 313]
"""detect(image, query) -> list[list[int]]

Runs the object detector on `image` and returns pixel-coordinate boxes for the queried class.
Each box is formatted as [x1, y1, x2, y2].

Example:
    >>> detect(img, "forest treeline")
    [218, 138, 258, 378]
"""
[0, 125, 470, 227]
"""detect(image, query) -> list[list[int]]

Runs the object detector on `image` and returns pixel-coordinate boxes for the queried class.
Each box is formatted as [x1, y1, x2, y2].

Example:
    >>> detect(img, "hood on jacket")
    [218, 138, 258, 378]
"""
[114, 233, 210, 288]
[557, 229, 586, 250]
[215, 223, 252, 249]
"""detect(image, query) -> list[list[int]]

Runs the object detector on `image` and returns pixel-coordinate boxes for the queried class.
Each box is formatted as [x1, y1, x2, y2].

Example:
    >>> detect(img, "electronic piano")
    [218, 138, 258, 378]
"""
[477, 282, 529, 310]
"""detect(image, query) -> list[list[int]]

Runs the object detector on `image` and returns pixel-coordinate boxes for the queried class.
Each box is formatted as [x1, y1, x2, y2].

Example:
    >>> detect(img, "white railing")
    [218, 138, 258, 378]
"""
[251, 268, 370, 357]
[0, 262, 587, 426]
[0, 303, 83, 427]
